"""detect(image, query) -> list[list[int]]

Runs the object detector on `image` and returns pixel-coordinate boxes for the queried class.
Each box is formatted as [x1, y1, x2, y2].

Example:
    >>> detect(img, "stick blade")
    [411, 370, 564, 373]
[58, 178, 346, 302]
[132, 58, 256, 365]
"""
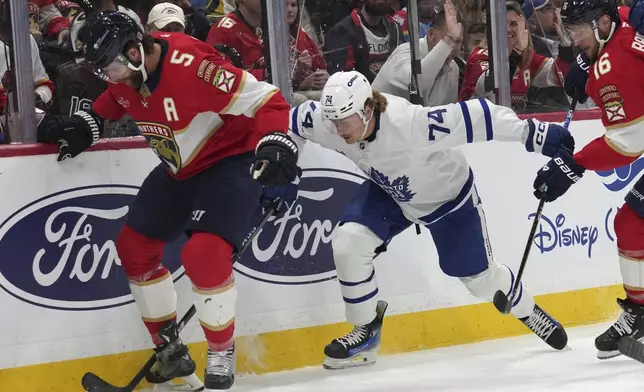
[82, 372, 128, 392]
[618, 336, 644, 364]
[493, 290, 512, 315]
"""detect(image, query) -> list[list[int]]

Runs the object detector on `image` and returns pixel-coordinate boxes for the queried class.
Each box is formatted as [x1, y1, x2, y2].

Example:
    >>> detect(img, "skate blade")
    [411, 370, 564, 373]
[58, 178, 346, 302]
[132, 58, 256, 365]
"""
[152, 374, 205, 392]
[323, 351, 378, 370]
[596, 349, 621, 360]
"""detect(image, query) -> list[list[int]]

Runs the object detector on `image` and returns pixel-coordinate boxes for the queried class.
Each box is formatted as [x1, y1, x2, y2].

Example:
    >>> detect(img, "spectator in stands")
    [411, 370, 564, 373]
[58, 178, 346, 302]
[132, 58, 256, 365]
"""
[147, 2, 186, 33]
[392, 0, 436, 42]
[149, 0, 212, 41]
[523, 0, 572, 111]
[459, 0, 573, 112]
[28, 0, 70, 43]
[286, 0, 328, 99]
[373, 0, 462, 106]
[206, 0, 266, 81]
[324, 0, 404, 82]
[318, 0, 359, 34]
[464, 22, 485, 59]
[523, 0, 560, 57]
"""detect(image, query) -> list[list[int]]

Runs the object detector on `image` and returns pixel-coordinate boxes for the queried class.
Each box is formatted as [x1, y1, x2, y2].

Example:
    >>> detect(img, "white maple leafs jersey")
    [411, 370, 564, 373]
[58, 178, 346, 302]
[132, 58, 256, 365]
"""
[290, 94, 532, 224]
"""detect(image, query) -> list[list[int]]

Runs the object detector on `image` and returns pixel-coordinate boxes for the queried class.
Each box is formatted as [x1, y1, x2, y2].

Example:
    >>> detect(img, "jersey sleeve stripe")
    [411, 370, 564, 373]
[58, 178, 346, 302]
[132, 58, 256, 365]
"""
[290, 105, 301, 137]
[478, 98, 493, 140]
[604, 135, 644, 157]
[458, 101, 474, 143]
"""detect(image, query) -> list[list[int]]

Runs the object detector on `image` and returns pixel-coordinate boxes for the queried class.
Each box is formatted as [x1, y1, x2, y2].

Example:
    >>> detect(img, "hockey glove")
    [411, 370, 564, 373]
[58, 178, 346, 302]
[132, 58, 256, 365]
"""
[252, 131, 302, 186]
[261, 182, 299, 216]
[533, 149, 586, 202]
[525, 119, 575, 157]
[631, 0, 644, 35]
[37, 110, 101, 161]
[563, 53, 589, 104]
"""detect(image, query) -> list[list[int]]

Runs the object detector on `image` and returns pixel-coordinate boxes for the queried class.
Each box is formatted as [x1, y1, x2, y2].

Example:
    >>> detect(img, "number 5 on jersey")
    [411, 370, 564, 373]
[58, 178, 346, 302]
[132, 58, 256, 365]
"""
[170, 50, 195, 67]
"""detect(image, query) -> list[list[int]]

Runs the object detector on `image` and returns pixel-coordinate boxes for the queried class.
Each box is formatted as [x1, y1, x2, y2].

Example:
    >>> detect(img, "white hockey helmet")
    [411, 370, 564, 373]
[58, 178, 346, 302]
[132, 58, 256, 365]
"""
[321, 71, 372, 123]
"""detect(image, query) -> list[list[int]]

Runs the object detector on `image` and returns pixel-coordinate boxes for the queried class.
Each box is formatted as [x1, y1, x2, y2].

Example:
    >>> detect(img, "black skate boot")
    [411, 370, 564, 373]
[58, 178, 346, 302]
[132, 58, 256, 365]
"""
[145, 321, 204, 391]
[323, 300, 388, 370]
[595, 298, 644, 359]
[204, 343, 236, 390]
[519, 304, 568, 350]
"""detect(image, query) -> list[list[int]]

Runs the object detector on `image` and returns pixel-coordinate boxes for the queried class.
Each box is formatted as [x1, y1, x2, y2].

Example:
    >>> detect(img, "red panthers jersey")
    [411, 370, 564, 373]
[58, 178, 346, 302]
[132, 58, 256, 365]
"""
[92, 33, 289, 179]
[459, 46, 570, 108]
[28, 0, 70, 39]
[206, 11, 266, 81]
[575, 22, 644, 171]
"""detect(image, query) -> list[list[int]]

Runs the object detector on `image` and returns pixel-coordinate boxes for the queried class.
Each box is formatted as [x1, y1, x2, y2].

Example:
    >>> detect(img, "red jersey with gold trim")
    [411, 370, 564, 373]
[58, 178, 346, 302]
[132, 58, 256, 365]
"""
[575, 22, 644, 171]
[459, 46, 570, 108]
[28, 0, 70, 39]
[206, 11, 266, 81]
[92, 33, 289, 179]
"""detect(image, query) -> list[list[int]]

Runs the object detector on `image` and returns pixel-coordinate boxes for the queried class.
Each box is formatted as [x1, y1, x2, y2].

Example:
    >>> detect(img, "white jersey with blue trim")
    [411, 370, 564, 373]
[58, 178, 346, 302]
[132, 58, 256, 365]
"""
[290, 93, 532, 224]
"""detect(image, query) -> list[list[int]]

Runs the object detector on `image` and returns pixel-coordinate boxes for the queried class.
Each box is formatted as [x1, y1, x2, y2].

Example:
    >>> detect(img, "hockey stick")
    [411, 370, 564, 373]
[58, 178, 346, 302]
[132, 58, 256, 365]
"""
[81, 202, 279, 392]
[618, 336, 644, 363]
[492, 190, 547, 314]
[493, 95, 578, 314]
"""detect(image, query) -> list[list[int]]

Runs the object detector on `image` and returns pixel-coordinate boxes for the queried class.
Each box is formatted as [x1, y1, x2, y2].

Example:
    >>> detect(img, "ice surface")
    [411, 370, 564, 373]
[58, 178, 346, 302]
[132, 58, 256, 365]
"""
[230, 323, 644, 392]
[140, 323, 644, 391]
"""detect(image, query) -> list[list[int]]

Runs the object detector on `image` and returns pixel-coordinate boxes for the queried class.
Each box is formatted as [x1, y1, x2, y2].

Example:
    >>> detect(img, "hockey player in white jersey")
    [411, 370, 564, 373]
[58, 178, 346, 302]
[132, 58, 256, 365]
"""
[289, 71, 574, 370]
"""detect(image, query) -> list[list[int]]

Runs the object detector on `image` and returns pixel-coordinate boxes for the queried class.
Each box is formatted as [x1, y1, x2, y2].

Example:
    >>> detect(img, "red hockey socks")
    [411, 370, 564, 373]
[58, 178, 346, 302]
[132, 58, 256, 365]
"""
[182, 232, 236, 351]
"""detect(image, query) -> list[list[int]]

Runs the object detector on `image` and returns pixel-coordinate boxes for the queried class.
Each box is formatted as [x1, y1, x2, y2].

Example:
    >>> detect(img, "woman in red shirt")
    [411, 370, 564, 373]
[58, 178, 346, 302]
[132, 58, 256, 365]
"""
[286, 0, 328, 95]
[459, 0, 573, 111]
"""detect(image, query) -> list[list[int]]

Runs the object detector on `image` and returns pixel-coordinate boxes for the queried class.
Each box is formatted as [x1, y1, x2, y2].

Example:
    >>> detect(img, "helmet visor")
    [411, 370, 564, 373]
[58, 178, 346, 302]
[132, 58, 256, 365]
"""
[90, 53, 131, 83]
[564, 23, 594, 41]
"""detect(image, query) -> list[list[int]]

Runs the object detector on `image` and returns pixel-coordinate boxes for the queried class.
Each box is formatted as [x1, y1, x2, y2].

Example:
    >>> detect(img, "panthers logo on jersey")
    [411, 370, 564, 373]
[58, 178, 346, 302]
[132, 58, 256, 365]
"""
[137, 122, 182, 173]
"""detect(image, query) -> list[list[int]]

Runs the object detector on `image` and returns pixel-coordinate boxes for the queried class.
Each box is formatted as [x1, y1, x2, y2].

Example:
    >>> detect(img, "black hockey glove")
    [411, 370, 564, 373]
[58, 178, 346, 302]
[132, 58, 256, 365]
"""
[564, 53, 590, 104]
[533, 149, 586, 202]
[525, 119, 575, 157]
[37, 110, 102, 161]
[252, 132, 302, 186]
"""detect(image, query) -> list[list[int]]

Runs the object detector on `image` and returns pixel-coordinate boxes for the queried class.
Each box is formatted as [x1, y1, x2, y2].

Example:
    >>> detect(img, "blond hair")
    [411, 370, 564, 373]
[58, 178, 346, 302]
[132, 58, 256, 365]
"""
[366, 90, 388, 113]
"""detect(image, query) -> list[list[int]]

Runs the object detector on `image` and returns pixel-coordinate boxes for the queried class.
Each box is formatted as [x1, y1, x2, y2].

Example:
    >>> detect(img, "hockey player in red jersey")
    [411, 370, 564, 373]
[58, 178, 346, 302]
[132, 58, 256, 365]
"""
[206, 2, 267, 81]
[535, 0, 644, 360]
[37, 11, 299, 390]
[28, 0, 70, 42]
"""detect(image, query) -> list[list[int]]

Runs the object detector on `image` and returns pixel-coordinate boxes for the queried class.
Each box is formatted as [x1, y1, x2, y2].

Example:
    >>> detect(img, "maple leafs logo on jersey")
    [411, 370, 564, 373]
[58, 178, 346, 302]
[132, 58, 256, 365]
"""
[369, 167, 416, 202]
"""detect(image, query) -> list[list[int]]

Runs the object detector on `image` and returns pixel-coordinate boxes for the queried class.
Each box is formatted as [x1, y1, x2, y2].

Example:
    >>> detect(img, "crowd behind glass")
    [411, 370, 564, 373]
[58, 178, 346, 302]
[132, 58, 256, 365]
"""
[0, 0, 628, 143]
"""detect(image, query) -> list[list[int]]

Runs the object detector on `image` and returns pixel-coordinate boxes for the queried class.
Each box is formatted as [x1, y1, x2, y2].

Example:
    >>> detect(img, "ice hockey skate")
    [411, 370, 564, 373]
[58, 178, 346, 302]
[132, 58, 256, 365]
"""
[324, 300, 388, 370]
[519, 304, 568, 350]
[145, 321, 204, 392]
[204, 343, 236, 390]
[595, 298, 644, 359]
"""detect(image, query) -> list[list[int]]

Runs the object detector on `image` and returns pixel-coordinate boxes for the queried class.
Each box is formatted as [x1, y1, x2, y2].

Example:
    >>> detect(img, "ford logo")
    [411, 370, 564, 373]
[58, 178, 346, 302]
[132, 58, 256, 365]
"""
[235, 169, 366, 285]
[0, 185, 185, 311]
[596, 158, 644, 192]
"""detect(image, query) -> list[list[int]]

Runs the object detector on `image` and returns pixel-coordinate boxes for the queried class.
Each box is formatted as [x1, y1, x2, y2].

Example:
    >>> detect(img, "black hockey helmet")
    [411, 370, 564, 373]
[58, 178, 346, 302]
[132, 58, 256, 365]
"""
[83, 10, 142, 69]
[560, 0, 620, 26]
